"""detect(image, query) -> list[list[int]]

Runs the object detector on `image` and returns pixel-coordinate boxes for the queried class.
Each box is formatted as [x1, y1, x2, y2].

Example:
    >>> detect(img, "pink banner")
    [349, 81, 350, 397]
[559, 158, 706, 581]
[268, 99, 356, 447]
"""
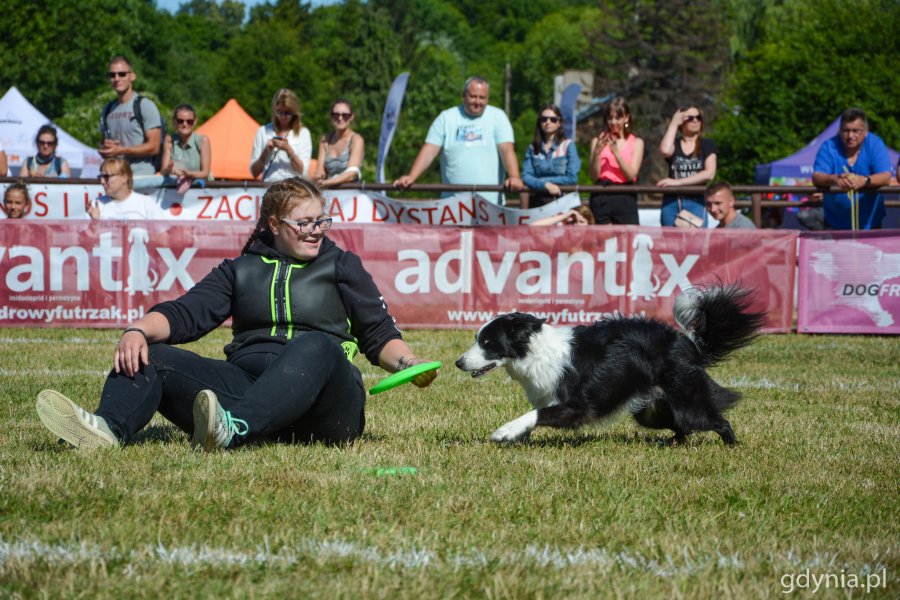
[798, 230, 900, 334]
[0, 221, 797, 331]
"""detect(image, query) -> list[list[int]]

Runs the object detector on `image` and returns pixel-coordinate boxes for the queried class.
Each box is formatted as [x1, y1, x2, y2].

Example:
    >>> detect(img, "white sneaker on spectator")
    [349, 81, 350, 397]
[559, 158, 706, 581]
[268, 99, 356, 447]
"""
[35, 389, 120, 449]
[191, 390, 248, 452]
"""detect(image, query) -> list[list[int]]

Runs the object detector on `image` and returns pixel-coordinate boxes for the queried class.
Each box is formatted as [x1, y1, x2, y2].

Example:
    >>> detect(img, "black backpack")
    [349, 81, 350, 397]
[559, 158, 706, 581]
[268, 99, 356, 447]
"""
[101, 94, 166, 172]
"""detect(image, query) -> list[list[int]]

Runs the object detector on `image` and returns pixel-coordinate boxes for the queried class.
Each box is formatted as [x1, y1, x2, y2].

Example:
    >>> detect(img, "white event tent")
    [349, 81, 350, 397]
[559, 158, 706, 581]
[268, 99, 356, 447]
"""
[0, 86, 101, 177]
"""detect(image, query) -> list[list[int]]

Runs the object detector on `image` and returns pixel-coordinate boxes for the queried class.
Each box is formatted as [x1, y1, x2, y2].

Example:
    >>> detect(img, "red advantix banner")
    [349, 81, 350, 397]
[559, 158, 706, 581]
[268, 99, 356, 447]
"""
[0, 221, 797, 332]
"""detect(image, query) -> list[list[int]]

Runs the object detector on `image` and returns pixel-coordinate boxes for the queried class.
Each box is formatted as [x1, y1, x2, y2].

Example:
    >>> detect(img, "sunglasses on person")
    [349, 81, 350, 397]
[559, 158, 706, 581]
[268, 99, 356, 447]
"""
[540, 116, 561, 124]
[280, 217, 333, 235]
[275, 110, 295, 119]
[331, 112, 352, 121]
[98, 172, 120, 181]
[684, 114, 703, 122]
[37, 139, 57, 147]
[175, 118, 196, 126]
[107, 71, 131, 79]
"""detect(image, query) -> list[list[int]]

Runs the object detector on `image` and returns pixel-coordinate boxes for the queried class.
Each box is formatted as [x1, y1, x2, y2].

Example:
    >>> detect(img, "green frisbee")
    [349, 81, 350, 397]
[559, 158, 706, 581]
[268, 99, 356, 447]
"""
[369, 361, 441, 395]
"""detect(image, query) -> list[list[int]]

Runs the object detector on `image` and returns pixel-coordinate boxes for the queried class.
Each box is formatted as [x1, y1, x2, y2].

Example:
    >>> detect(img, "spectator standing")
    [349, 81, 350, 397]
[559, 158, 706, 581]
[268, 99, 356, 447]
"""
[705, 182, 755, 229]
[521, 104, 581, 209]
[19, 125, 71, 178]
[313, 99, 365, 188]
[2, 182, 31, 219]
[35, 178, 437, 451]
[250, 89, 312, 182]
[657, 105, 717, 226]
[588, 97, 644, 225]
[88, 158, 166, 221]
[394, 76, 523, 205]
[99, 55, 163, 187]
[812, 108, 892, 229]
[161, 104, 211, 193]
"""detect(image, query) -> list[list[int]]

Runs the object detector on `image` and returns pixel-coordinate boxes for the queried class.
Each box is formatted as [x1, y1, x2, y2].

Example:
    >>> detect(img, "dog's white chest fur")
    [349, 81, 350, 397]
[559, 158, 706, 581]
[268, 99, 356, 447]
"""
[504, 325, 574, 409]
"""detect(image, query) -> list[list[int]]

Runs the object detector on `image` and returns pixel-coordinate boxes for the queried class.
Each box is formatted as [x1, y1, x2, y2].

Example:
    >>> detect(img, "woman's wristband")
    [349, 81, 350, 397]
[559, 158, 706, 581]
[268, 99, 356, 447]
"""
[122, 327, 147, 340]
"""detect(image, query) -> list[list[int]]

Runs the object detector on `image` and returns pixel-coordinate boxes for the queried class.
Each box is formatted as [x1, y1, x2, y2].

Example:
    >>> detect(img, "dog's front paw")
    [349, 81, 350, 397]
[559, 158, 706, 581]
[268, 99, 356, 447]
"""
[490, 411, 537, 443]
[491, 426, 530, 443]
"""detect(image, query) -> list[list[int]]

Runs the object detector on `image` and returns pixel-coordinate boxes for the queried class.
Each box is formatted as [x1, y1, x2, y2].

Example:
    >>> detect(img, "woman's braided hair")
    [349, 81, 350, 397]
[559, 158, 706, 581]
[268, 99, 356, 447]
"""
[241, 177, 325, 255]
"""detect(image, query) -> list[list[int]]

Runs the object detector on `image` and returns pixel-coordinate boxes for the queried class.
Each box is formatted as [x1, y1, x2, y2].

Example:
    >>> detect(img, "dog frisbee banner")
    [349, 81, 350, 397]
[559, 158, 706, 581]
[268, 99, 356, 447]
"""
[0, 221, 797, 332]
[798, 230, 900, 333]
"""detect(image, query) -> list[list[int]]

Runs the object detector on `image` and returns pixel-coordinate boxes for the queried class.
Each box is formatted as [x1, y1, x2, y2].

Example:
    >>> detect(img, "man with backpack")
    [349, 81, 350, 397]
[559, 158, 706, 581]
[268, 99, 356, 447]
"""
[99, 56, 163, 187]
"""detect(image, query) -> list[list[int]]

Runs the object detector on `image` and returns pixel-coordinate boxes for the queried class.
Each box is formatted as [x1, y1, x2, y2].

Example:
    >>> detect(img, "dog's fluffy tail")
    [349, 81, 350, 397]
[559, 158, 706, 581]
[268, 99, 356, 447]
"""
[673, 283, 767, 367]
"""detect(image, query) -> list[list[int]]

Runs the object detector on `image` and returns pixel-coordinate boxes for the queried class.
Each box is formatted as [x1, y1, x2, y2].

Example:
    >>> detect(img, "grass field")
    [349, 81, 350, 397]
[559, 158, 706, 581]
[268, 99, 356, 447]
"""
[1, 327, 898, 598]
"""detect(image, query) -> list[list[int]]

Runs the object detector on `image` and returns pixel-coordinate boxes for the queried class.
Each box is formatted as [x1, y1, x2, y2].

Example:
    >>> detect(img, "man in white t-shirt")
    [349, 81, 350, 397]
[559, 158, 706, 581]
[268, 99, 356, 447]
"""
[394, 77, 523, 204]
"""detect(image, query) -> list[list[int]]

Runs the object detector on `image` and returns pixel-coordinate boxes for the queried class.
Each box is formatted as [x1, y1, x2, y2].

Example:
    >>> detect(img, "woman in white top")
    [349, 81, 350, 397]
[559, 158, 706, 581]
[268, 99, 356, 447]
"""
[88, 158, 166, 220]
[249, 88, 312, 182]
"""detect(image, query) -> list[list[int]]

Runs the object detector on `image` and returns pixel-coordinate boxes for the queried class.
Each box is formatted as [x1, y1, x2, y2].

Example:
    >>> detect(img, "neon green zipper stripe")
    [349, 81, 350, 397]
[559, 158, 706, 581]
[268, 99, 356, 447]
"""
[261, 257, 279, 336]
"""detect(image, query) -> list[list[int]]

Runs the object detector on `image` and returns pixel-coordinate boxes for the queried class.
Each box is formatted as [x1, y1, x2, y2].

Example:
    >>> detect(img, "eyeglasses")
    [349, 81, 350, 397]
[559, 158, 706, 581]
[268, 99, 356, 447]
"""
[98, 173, 119, 181]
[276, 110, 295, 119]
[175, 118, 195, 126]
[539, 116, 560, 124]
[37, 140, 57, 146]
[280, 217, 333, 235]
[107, 71, 131, 79]
[684, 115, 703, 122]
[331, 112, 352, 121]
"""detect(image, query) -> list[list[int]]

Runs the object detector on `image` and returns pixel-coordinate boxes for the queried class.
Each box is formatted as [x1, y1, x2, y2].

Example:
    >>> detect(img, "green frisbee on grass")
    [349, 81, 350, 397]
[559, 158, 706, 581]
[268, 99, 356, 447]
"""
[368, 361, 441, 395]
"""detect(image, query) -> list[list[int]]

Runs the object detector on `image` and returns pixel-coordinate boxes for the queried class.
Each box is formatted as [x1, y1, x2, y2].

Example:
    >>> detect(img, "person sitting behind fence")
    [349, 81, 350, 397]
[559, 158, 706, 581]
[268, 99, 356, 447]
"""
[2, 181, 31, 219]
[87, 158, 166, 221]
[160, 104, 211, 193]
[529, 205, 595, 227]
[35, 177, 438, 452]
[312, 98, 364, 188]
[250, 88, 312, 182]
[705, 181, 756, 229]
[19, 125, 71, 178]
[521, 104, 580, 209]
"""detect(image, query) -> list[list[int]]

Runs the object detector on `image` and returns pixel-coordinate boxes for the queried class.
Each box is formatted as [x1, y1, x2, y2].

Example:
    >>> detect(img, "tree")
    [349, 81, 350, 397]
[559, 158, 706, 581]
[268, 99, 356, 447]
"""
[586, 0, 732, 181]
[0, 0, 167, 120]
[714, 0, 900, 183]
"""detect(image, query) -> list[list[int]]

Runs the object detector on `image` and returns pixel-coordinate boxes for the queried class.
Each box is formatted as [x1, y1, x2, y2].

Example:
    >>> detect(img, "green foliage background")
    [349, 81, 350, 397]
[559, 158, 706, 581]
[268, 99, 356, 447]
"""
[0, 0, 897, 183]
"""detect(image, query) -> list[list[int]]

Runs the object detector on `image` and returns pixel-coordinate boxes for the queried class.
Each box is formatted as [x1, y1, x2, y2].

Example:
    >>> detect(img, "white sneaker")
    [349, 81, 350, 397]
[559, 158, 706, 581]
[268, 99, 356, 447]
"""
[191, 390, 248, 452]
[35, 389, 120, 449]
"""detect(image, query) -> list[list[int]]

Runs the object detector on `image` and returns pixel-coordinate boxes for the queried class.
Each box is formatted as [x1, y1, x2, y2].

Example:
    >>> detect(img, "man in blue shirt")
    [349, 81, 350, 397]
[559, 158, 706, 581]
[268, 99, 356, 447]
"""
[394, 77, 523, 204]
[812, 108, 892, 229]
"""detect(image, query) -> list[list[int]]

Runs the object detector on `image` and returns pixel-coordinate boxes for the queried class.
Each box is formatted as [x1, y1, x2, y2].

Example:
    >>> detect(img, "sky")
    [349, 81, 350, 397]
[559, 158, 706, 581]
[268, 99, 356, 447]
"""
[155, 0, 338, 14]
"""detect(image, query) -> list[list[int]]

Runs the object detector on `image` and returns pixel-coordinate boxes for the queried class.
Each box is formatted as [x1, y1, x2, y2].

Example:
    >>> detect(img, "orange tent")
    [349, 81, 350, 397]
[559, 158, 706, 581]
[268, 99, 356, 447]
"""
[196, 99, 260, 180]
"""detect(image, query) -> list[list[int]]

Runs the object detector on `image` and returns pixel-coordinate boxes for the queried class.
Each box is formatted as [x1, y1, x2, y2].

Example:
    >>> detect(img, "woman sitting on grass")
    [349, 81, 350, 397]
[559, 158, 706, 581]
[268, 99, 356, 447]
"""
[36, 177, 438, 451]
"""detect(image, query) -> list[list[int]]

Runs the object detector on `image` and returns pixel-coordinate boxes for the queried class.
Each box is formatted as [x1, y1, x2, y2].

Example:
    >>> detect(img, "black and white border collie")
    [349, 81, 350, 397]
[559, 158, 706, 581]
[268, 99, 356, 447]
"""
[455, 284, 766, 445]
